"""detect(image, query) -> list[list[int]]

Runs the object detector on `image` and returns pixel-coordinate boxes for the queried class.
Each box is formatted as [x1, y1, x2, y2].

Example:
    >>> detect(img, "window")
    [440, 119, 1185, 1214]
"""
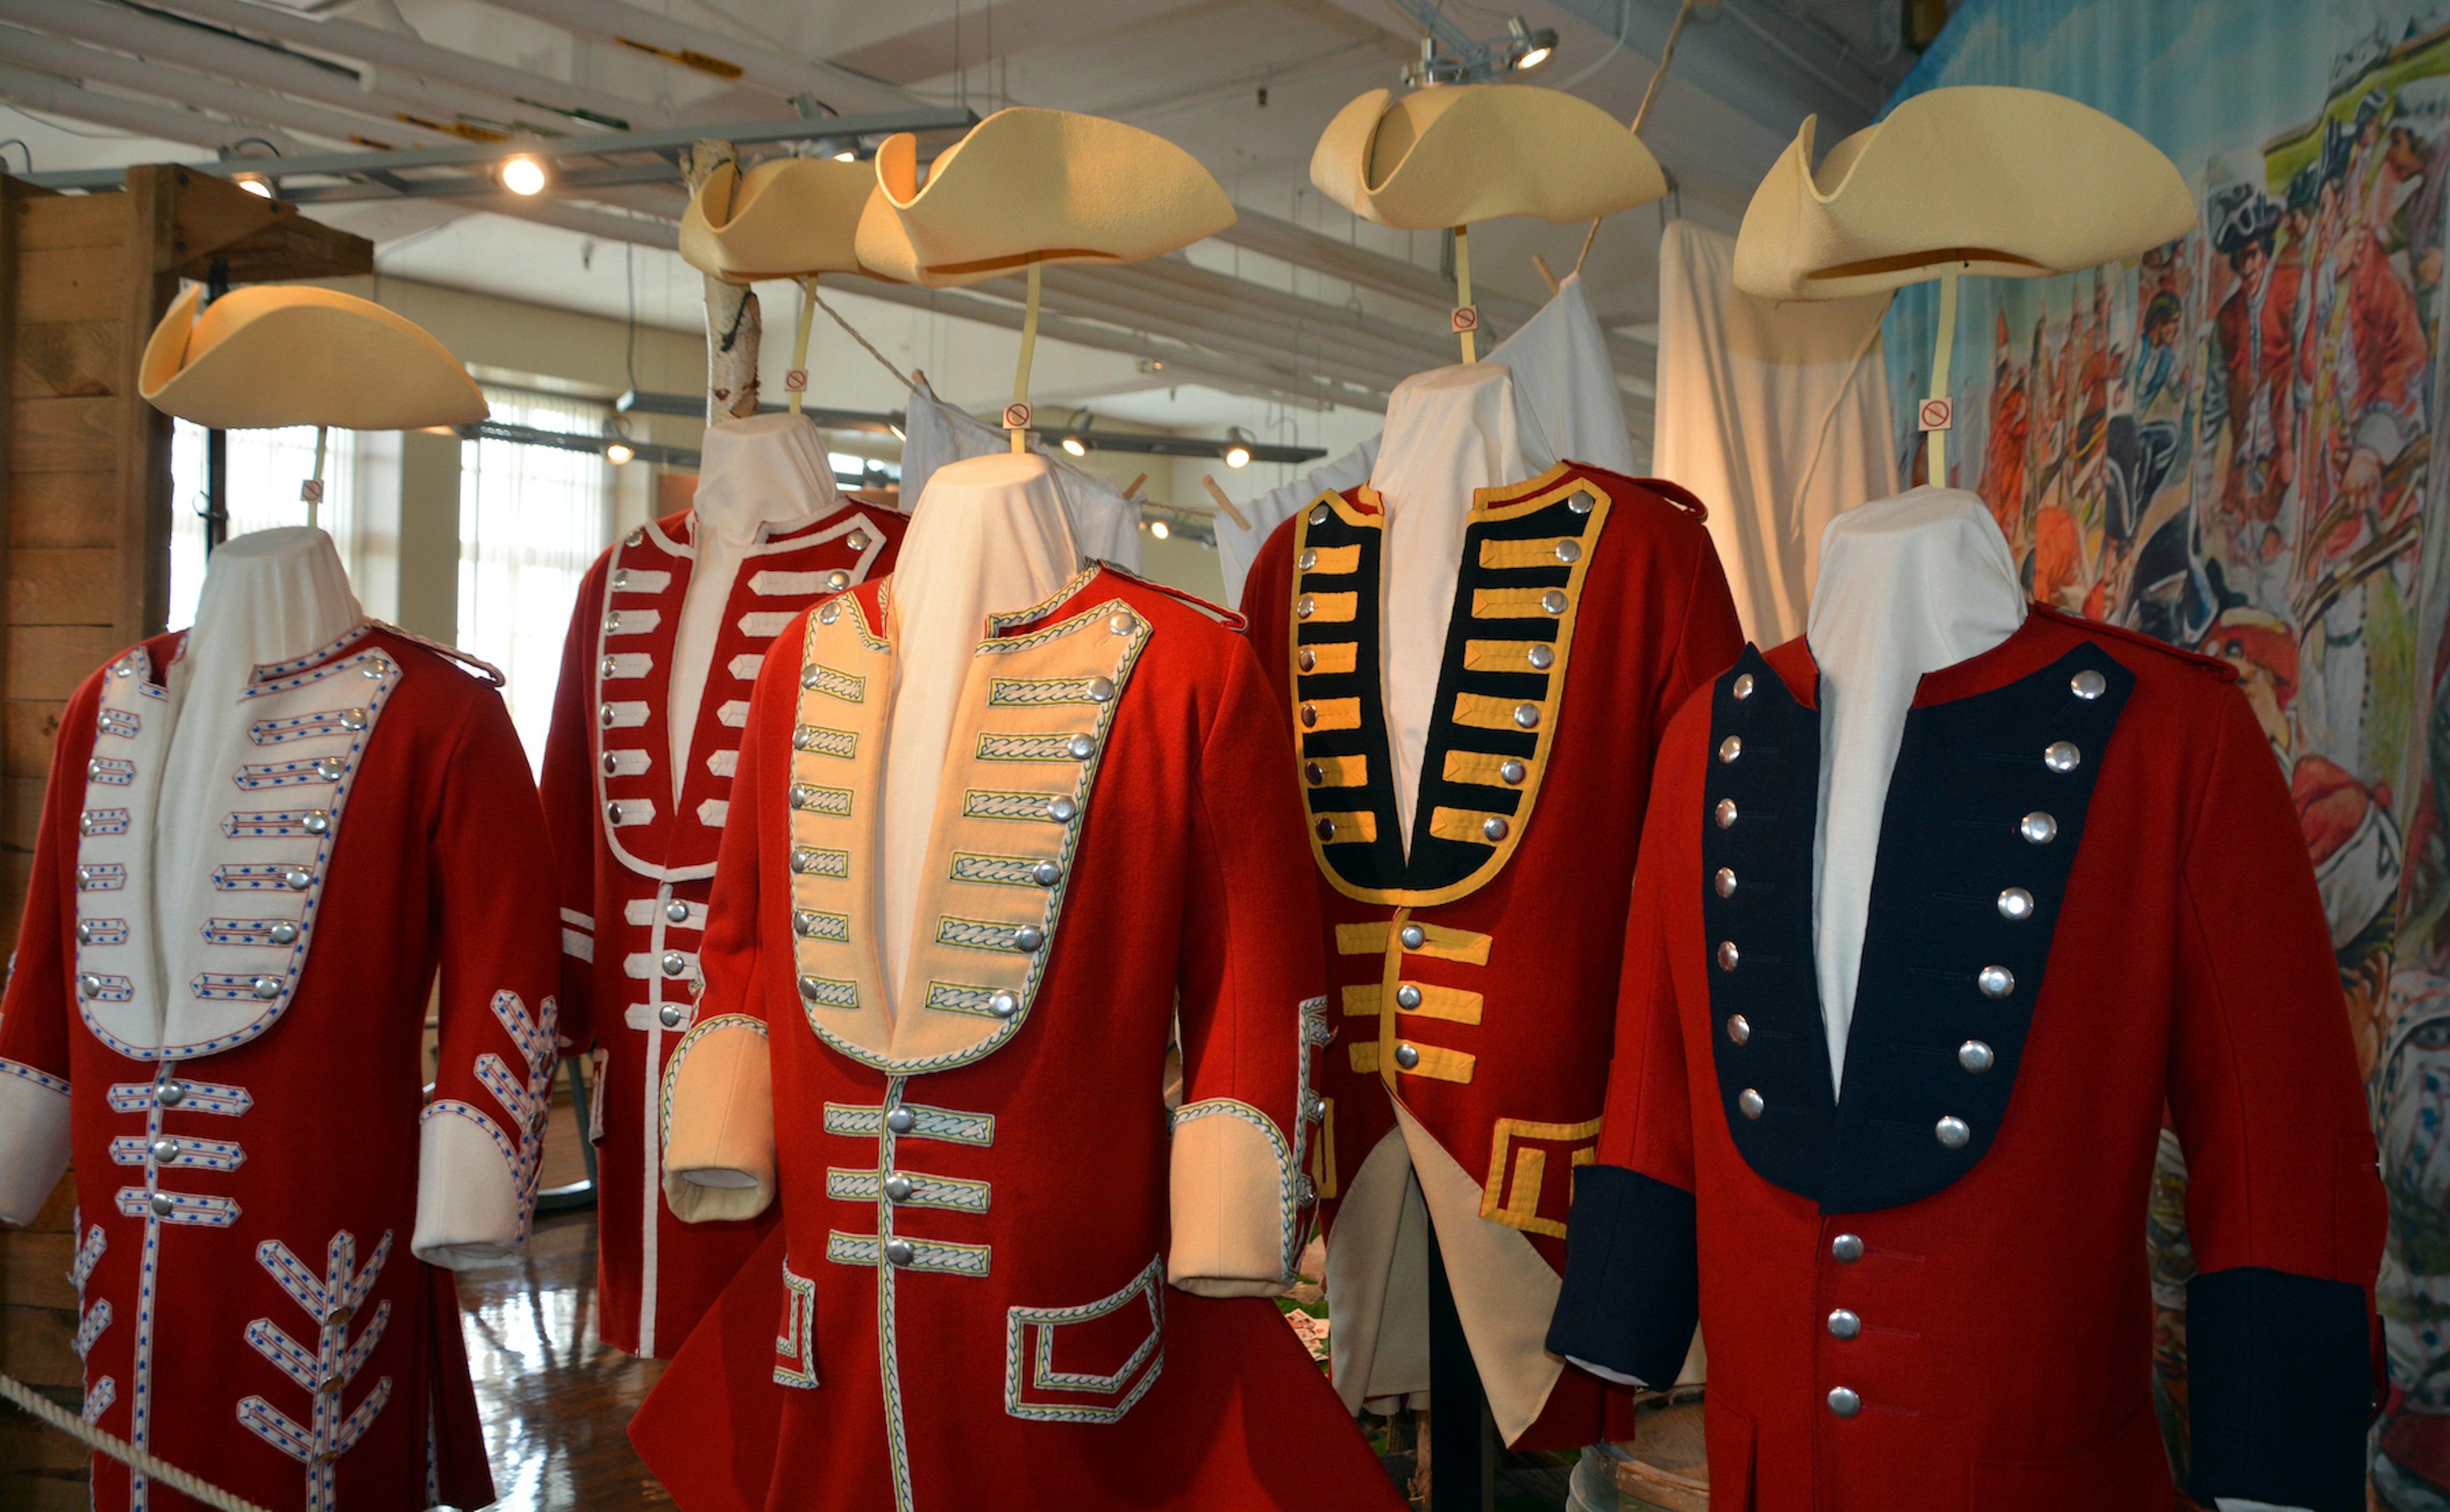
[167, 422, 359, 632]
[459, 386, 614, 770]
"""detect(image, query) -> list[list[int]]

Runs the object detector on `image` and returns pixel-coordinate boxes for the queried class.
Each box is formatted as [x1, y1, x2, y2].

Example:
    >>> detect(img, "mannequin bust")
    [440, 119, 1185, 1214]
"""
[879, 451, 1080, 1005]
[1804, 488, 2026, 1090]
[1369, 361, 1526, 849]
[669, 412, 842, 795]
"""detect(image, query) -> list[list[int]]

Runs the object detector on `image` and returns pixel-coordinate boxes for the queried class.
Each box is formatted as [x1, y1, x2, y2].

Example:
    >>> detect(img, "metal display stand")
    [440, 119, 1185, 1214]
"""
[1427, 1234, 1499, 1511]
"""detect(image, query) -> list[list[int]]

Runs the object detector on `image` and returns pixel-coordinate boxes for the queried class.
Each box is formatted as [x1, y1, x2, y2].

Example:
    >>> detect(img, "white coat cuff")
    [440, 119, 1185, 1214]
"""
[0, 1067, 71, 1223]
[411, 1111, 523, 1268]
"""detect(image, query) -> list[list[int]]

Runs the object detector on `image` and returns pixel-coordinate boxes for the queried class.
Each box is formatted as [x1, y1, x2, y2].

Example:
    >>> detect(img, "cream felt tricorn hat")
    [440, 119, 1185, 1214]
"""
[852, 106, 1235, 288]
[140, 284, 487, 431]
[1309, 84, 1666, 230]
[1733, 85, 2195, 301]
[680, 156, 893, 283]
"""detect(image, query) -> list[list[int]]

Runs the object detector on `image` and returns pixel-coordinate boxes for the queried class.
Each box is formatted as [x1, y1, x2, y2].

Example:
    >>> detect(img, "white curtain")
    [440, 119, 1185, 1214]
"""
[1654, 219, 1899, 647]
[459, 387, 613, 770]
[168, 422, 359, 632]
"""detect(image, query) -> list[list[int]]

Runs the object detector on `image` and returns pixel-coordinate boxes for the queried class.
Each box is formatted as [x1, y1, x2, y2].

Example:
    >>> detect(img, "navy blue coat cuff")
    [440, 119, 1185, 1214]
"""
[1545, 1163, 1698, 1387]
[2186, 1264, 2377, 1512]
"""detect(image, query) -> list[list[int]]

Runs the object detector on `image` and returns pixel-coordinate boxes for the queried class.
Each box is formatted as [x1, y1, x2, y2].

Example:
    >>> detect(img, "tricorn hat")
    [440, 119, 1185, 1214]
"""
[1309, 84, 1665, 230]
[1732, 85, 2195, 301]
[680, 156, 892, 284]
[140, 284, 487, 431]
[852, 107, 1235, 288]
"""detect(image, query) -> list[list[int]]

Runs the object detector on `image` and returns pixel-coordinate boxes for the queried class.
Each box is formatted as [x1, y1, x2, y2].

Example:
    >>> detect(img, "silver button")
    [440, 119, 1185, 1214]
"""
[2020, 811, 2058, 844]
[1297, 549, 1317, 571]
[2071, 668, 2107, 700]
[1303, 1092, 1327, 1122]
[1499, 759, 1527, 785]
[1309, 505, 1330, 525]
[1567, 493, 1594, 514]
[605, 612, 622, 633]
[1297, 648, 1318, 673]
[1303, 761, 1325, 786]
[2043, 740, 2081, 773]
[658, 1004, 684, 1028]
[1733, 672, 1755, 700]
[283, 868, 312, 891]
[87, 759, 103, 778]
[362, 661, 388, 680]
[627, 528, 644, 546]
[1067, 734, 1095, 760]
[1512, 703, 1540, 730]
[1032, 860, 1062, 887]
[149, 1192, 174, 1217]
[339, 708, 368, 732]
[1827, 1308, 1861, 1340]
[847, 531, 870, 552]
[826, 570, 850, 591]
[1718, 736, 1742, 764]
[884, 1174, 913, 1203]
[794, 910, 822, 937]
[1716, 867, 1738, 898]
[606, 801, 625, 824]
[667, 901, 690, 924]
[598, 704, 617, 729]
[1715, 798, 1739, 829]
[1314, 817, 1337, 841]
[1395, 984, 1422, 1009]
[150, 1138, 179, 1165]
[1527, 644, 1555, 671]
[1977, 965, 2014, 999]
[251, 976, 281, 1000]
[1085, 677, 1116, 703]
[820, 602, 841, 624]
[791, 847, 820, 873]
[1827, 1387, 1861, 1418]
[76, 866, 94, 886]
[1997, 887, 2034, 921]
[1047, 796, 1078, 822]
[1726, 1014, 1749, 1045]
[1399, 924, 1426, 949]
[1541, 589, 1568, 614]
[797, 975, 826, 1001]
[1109, 613, 1138, 636]
[1393, 1043, 1420, 1070]
[612, 569, 630, 590]
[156, 1081, 186, 1108]
[601, 752, 620, 777]
[1295, 1174, 1318, 1206]
[1737, 1088, 1764, 1119]
[1013, 924, 1045, 952]
[886, 1108, 916, 1134]
[314, 759, 345, 782]
[801, 665, 820, 689]
[1296, 597, 1316, 620]
[74, 921, 94, 944]
[1832, 1233, 1864, 1262]
[270, 922, 299, 945]
[77, 974, 102, 998]
[884, 1239, 916, 1267]
[1299, 703, 1319, 728]
[1481, 815, 1509, 841]
[1959, 1040, 1995, 1073]
[1716, 941, 1739, 972]
[1555, 539, 1582, 564]
[989, 991, 1019, 1019]
[303, 811, 330, 836]
[114, 658, 137, 678]
[660, 951, 687, 976]
[1936, 1115, 1971, 1148]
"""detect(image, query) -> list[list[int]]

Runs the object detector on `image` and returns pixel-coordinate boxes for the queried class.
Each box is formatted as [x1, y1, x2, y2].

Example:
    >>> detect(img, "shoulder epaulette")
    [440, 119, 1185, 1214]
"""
[2031, 605, 2238, 682]
[1094, 561, 1249, 632]
[371, 621, 508, 688]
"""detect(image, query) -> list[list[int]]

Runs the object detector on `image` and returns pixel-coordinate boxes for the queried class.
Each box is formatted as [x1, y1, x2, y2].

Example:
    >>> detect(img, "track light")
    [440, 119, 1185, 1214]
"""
[1060, 436, 1087, 457]
[605, 441, 634, 464]
[1222, 426, 1254, 470]
[833, 149, 856, 162]
[235, 175, 274, 200]
[1150, 519, 1171, 540]
[1507, 17, 1559, 70]
[501, 154, 547, 196]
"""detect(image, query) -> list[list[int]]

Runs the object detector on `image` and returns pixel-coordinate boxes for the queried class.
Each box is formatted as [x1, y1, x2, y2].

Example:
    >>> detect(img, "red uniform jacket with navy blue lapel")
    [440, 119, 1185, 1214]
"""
[539, 499, 903, 1356]
[1242, 461, 1743, 1448]
[626, 567, 1404, 1512]
[0, 622, 562, 1512]
[1547, 606, 2387, 1512]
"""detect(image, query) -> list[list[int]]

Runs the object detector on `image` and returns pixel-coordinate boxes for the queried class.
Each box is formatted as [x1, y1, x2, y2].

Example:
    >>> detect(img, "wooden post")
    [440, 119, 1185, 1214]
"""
[683, 142, 762, 424]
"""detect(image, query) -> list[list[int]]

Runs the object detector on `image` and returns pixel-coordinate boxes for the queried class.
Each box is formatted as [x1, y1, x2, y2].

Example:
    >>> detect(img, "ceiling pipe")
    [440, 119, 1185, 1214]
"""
[475, 0, 916, 114]
[0, 25, 461, 151]
[0, 59, 302, 154]
[150, 0, 673, 132]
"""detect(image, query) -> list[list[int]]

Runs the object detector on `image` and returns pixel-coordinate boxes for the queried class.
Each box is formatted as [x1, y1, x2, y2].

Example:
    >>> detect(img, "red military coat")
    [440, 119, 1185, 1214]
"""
[540, 498, 903, 1356]
[1244, 461, 1742, 1447]
[628, 567, 1402, 1512]
[0, 621, 561, 1511]
[1547, 607, 2387, 1512]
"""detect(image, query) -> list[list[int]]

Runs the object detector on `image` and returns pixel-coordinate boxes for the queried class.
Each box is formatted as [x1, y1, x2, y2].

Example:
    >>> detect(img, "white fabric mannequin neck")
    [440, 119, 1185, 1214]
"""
[1369, 362, 1527, 850]
[671, 413, 841, 797]
[156, 527, 362, 1006]
[1806, 488, 2026, 1094]
[880, 452, 1080, 1010]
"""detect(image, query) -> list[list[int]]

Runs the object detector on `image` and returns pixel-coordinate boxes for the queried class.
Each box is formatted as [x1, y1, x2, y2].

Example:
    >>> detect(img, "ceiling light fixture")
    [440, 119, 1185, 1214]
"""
[1060, 436, 1087, 457]
[1507, 17, 1559, 70]
[833, 149, 856, 162]
[1150, 519, 1171, 540]
[235, 175, 275, 200]
[501, 154, 547, 196]
[1222, 426, 1255, 470]
[605, 441, 634, 464]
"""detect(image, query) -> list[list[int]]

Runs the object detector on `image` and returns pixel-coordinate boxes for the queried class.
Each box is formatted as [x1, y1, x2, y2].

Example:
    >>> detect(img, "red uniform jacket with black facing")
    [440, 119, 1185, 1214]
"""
[1547, 607, 2387, 1512]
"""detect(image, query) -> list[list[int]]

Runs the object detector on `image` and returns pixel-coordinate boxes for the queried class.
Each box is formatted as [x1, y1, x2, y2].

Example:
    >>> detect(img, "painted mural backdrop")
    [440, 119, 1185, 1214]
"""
[1888, 2, 2450, 1500]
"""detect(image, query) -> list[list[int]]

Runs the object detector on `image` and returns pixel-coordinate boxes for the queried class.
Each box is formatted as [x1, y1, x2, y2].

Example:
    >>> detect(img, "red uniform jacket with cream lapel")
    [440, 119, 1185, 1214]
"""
[0, 623, 560, 1512]
[540, 499, 903, 1356]
[627, 568, 1403, 1512]
[1244, 461, 1742, 1448]
[1547, 607, 2387, 1512]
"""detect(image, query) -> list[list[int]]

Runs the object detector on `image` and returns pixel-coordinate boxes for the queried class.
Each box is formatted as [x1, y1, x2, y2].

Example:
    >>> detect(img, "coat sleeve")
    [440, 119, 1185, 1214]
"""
[1167, 634, 1327, 1298]
[537, 554, 608, 1056]
[660, 640, 779, 1225]
[1546, 705, 1704, 1388]
[2169, 686, 2386, 1512]
[0, 676, 102, 1223]
[1659, 530, 1744, 730]
[411, 685, 569, 1266]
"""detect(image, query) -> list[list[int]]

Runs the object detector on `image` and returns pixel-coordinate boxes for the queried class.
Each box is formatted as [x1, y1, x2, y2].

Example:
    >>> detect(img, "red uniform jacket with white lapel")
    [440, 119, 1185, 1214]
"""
[539, 500, 903, 1356]
[1547, 608, 2387, 1512]
[1244, 462, 1743, 1447]
[627, 568, 1403, 1512]
[0, 623, 561, 1512]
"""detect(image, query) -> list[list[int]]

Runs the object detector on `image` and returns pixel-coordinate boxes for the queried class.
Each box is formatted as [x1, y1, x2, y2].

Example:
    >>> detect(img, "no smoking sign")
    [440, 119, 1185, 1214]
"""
[1919, 397, 1954, 433]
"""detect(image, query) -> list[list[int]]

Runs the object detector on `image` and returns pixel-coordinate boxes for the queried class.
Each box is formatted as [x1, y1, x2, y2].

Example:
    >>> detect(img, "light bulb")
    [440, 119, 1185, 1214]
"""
[501, 155, 547, 196]
[1150, 519, 1171, 540]
[1516, 42, 1552, 68]
[236, 176, 274, 200]
[1224, 444, 1252, 470]
[605, 442, 634, 464]
[1060, 436, 1087, 457]
[833, 150, 856, 162]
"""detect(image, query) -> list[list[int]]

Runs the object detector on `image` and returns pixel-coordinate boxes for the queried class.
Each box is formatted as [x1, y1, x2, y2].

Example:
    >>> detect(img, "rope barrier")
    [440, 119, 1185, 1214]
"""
[0, 1370, 274, 1512]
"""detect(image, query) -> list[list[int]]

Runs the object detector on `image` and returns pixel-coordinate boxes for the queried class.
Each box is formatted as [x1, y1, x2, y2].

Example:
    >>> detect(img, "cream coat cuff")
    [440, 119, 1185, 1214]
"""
[662, 1016, 776, 1223]
[0, 1069, 71, 1224]
[410, 1111, 522, 1267]
[1166, 1099, 1295, 1298]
